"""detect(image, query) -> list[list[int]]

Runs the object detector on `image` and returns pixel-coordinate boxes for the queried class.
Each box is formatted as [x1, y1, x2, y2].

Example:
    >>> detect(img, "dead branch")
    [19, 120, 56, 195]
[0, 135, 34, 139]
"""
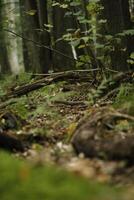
[2, 71, 94, 100]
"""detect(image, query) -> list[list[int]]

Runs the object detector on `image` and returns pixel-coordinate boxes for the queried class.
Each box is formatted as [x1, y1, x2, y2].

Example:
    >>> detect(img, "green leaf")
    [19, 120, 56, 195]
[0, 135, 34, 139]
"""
[70, 2, 81, 6]
[60, 4, 68, 9]
[81, 36, 89, 43]
[130, 52, 134, 59]
[25, 10, 37, 16]
[70, 39, 81, 47]
[52, 2, 60, 6]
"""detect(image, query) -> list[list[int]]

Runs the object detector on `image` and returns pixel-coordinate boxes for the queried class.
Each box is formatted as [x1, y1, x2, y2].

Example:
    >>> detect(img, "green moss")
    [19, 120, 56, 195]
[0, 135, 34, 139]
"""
[0, 151, 121, 200]
[9, 97, 29, 119]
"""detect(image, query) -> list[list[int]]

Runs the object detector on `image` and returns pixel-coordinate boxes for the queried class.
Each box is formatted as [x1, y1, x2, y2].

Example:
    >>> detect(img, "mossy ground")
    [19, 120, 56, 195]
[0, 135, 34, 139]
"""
[0, 151, 121, 200]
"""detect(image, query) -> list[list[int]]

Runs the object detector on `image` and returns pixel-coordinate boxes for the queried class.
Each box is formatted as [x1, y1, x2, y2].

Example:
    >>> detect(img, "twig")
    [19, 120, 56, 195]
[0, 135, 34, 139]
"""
[3, 29, 92, 66]
[105, 68, 119, 73]
[99, 88, 119, 102]
[111, 111, 134, 121]
[53, 100, 87, 107]
[0, 99, 17, 110]
[26, 68, 100, 77]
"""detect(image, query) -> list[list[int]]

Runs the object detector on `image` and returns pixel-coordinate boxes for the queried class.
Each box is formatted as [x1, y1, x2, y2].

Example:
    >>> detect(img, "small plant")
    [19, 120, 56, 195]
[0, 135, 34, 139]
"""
[114, 83, 134, 115]
[127, 52, 134, 65]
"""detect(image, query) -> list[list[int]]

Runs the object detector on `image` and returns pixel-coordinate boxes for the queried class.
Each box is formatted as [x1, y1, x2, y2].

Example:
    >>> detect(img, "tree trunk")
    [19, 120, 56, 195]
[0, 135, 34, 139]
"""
[36, 0, 51, 73]
[20, 0, 51, 73]
[101, 0, 132, 71]
[52, 3, 75, 71]
[1, 0, 24, 74]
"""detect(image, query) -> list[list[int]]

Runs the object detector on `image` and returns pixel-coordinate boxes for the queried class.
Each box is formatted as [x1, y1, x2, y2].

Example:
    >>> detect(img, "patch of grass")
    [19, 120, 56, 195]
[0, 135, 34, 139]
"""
[16, 73, 32, 85]
[113, 84, 134, 115]
[9, 97, 29, 119]
[0, 73, 32, 96]
[0, 151, 122, 200]
[32, 82, 76, 103]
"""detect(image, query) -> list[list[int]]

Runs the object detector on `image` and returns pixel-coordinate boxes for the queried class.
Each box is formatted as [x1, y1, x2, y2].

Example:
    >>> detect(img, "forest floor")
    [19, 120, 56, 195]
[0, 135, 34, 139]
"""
[0, 71, 134, 200]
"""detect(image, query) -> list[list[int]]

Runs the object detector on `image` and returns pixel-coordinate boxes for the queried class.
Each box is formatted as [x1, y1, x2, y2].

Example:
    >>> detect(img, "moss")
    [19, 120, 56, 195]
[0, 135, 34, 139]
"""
[0, 151, 121, 200]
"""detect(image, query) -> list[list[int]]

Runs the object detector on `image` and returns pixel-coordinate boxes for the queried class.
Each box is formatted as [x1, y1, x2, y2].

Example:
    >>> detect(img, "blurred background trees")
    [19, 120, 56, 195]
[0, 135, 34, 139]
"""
[0, 0, 134, 75]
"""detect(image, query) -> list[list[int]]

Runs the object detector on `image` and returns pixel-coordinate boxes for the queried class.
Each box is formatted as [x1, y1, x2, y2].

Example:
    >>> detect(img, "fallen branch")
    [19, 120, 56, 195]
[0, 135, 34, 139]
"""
[0, 99, 17, 110]
[27, 68, 100, 77]
[2, 70, 94, 100]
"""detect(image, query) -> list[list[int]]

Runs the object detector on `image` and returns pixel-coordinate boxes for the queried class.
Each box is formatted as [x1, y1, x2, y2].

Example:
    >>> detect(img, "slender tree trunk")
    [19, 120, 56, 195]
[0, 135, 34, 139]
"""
[20, 0, 41, 72]
[0, 1, 10, 74]
[52, 2, 75, 71]
[36, 0, 51, 73]
[1, 0, 24, 74]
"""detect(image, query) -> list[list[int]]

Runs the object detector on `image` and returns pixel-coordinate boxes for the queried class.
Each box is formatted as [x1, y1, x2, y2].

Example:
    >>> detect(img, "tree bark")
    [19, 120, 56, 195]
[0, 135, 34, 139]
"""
[36, 0, 51, 73]
[20, 0, 51, 73]
[101, 0, 132, 71]
[1, 0, 24, 74]
[52, 2, 75, 71]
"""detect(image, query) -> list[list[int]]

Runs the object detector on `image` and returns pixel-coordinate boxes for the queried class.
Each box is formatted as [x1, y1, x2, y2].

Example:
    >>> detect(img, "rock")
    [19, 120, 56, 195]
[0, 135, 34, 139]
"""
[0, 132, 25, 152]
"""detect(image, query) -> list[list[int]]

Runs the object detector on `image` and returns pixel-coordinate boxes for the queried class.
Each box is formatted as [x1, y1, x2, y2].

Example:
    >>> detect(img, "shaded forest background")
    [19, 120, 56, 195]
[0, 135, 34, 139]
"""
[0, 0, 134, 75]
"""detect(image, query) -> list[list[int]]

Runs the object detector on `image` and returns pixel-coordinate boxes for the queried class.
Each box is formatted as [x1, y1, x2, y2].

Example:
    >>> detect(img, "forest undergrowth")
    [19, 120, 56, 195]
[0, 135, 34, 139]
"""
[0, 71, 134, 200]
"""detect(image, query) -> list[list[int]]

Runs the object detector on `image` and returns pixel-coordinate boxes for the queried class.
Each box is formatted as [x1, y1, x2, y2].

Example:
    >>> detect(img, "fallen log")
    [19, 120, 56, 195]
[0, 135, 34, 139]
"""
[2, 71, 94, 101]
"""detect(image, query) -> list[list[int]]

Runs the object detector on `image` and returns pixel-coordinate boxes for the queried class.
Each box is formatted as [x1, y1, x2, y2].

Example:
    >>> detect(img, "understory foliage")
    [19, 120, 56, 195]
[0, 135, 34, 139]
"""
[114, 83, 134, 115]
[52, 0, 134, 71]
[0, 0, 134, 73]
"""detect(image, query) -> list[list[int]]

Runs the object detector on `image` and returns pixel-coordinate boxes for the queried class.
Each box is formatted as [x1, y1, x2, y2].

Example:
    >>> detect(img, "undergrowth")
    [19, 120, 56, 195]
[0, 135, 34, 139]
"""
[0, 74, 133, 200]
[113, 83, 134, 115]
